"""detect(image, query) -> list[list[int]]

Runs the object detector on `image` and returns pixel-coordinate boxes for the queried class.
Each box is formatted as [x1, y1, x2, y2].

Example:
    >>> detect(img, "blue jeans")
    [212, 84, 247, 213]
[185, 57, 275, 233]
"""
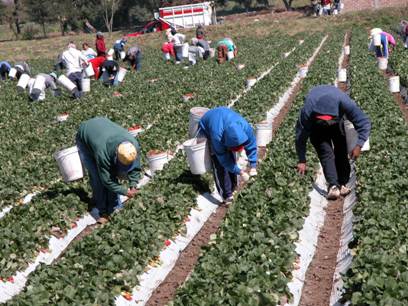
[100, 71, 119, 86]
[76, 137, 121, 219]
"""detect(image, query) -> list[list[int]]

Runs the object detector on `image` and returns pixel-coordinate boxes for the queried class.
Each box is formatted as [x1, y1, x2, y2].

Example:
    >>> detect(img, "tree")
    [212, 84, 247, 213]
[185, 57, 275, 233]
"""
[101, 0, 121, 33]
[24, 0, 53, 37]
[281, 0, 293, 10]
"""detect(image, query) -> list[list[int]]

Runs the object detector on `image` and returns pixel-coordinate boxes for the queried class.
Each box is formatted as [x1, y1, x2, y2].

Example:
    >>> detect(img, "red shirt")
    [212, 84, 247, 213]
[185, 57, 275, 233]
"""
[95, 37, 106, 56]
[321, 0, 331, 5]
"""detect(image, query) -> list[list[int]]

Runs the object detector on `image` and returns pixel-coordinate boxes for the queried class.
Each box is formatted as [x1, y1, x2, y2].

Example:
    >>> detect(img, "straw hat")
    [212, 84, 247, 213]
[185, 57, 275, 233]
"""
[117, 142, 137, 165]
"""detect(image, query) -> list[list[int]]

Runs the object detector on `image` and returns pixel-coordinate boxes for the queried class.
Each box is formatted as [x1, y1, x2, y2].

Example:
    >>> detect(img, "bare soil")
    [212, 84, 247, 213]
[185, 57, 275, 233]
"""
[299, 32, 350, 305]
[146, 40, 320, 306]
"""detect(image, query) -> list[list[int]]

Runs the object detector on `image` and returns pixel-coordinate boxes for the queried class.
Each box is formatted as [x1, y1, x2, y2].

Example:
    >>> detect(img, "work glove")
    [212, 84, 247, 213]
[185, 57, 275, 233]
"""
[240, 170, 250, 182]
[249, 168, 257, 176]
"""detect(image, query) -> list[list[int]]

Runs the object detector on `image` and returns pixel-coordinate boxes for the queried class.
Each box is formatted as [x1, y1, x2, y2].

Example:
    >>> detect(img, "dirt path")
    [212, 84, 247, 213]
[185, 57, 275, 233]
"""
[298, 32, 351, 305]
[299, 198, 345, 306]
[146, 42, 319, 305]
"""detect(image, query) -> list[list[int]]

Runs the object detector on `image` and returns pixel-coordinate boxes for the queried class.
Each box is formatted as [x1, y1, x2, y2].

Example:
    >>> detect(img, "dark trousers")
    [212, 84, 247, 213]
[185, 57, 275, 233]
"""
[211, 153, 237, 200]
[68, 72, 83, 91]
[130, 52, 142, 71]
[310, 122, 350, 187]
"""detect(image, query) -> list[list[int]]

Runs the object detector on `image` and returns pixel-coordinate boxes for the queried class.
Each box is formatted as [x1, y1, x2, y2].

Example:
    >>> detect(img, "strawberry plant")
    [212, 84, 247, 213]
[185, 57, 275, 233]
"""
[341, 29, 408, 305]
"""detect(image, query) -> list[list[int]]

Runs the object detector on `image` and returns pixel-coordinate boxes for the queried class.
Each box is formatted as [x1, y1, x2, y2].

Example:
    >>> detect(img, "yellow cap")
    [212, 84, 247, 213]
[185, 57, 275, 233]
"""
[117, 142, 137, 165]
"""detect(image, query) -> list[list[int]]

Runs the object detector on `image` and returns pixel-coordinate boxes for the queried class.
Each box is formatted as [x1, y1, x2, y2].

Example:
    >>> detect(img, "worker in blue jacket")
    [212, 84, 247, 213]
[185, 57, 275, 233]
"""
[296, 85, 371, 200]
[113, 36, 127, 61]
[0, 61, 11, 80]
[199, 107, 258, 204]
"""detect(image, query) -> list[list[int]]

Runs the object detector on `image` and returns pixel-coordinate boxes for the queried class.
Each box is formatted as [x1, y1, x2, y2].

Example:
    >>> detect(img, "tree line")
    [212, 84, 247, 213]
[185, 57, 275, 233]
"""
[0, 0, 297, 39]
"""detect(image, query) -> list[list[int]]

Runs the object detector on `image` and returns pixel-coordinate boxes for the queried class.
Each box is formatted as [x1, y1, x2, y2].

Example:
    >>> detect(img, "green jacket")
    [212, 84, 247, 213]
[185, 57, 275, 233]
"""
[77, 117, 141, 195]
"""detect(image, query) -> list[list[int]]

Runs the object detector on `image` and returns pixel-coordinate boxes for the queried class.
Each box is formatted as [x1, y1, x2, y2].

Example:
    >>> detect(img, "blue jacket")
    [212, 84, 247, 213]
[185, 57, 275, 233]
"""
[0, 61, 11, 70]
[199, 107, 257, 174]
[296, 85, 371, 162]
[114, 39, 127, 51]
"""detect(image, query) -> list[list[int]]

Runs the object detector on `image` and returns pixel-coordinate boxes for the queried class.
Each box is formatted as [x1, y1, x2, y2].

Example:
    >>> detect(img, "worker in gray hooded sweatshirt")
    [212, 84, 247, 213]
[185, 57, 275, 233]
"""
[295, 85, 371, 200]
[29, 72, 61, 101]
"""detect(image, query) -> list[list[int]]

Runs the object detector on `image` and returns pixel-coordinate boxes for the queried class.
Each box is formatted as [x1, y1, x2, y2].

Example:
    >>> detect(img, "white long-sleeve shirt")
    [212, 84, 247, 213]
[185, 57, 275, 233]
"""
[62, 47, 88, 75]
[82, 48, 97, 59]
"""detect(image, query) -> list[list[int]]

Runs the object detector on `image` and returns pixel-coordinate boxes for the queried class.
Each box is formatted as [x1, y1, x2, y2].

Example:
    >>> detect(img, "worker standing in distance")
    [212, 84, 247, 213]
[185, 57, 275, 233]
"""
[199, 107, 258, 204]
[76, 117, 141, 224]
[95, 32, 107, 57]
[295, 85, 371, 200]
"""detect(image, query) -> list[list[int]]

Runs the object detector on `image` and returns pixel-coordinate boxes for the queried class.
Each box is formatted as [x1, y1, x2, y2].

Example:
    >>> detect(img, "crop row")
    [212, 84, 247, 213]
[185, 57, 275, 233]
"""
[0, 33, 298, 205]
[341, 29, 408, 305]
[0, 33, 310, 280]
[172, 31, 345, 305]
[4, 34, 322, 304]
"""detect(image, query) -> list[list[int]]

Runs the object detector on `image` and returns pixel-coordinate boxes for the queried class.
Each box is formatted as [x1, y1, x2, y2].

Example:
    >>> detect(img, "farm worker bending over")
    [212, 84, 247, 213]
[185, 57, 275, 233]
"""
[14, 61, 31, 79]
[295, 85, 371, 200]
[188, 38, 205, 65]
[368, 28, 394, 59]
[113, 36, 127, 60]
[199, 107, 258, 204]
[76, 117, 141, 223]
[192, 38, 211, 60]
[125, 45, 142, 71]
[100, 59, 119, 86]
[62, 42, 88, 99]
[29, 72, 60, 101]
[217, 38, 237, 64]
[82, 43, 97, 60]
[88, 56, 106, 79]
[0, 61, 11, 80]
[162, 41, 175, 63]
[95, 32, 107, 57]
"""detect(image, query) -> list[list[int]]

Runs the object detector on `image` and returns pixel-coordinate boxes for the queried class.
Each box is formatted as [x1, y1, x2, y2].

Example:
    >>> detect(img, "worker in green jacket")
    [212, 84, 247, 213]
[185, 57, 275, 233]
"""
[76, 117, 141, 224]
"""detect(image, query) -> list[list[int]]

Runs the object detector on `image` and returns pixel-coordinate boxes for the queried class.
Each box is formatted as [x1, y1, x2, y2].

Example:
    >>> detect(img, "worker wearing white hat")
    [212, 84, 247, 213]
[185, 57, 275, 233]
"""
[76, 117, 142, 224]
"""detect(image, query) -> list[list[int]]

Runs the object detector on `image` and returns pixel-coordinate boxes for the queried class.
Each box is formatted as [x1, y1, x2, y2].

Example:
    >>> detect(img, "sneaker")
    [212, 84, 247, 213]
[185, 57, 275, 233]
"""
[340, 185, 351, 197]
[97, 216, 110, 224]
[327, 185, 340, 200]
[223, 196, 234, 205]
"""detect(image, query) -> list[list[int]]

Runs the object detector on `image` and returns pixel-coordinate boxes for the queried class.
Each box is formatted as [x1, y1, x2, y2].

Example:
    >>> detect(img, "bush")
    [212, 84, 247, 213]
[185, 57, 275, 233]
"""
[22, 24, 40, 40]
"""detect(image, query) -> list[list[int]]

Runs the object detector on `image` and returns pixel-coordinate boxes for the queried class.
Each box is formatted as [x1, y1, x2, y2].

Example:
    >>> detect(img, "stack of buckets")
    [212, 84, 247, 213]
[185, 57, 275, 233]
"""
[184, 107, 211, 175]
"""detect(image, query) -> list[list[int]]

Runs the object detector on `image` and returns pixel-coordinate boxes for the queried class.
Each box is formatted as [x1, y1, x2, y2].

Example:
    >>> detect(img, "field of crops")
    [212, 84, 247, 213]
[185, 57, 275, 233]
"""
[0, 7, 407, 306]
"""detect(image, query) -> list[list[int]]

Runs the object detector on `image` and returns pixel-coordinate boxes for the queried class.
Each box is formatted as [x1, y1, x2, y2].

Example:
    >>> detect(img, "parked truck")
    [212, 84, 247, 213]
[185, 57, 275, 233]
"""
[127, 1, 216, 37]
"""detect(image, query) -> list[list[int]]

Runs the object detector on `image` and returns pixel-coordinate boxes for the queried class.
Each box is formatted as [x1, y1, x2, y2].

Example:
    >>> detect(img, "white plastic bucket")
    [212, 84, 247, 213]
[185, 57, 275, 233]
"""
[182, 43, 189, 58]
[340, 3, 344, 9]
[373, 33, 382, 46]
[107, 55, 113, 61]
[209, 48, 215, 58]
[17, 73, 30, 90]
[85, 64, 94, 77]
[188, 107, 209, 138]
[227, 51, 234, 61]
[82, 78, 91, 92]
[299, 66, 308, 78]
[344, 120, 370, 153]
[183, 138, 212, 175]
[378, 57, 388, 70]
[117, 67, 127, 82]
[54, 146, 84, 182]
[389, 76, 400, 93]
[33, 75, 46, 91]
[58, 75, 77, 92]
[333, 9, 338, 15]
[163, 52, 171, 61]
[108, 48, 114, 56]
[338, 69, 347, 82]
[9, 68, 17, 79]
[147, 151, 168, 175]
[120, 51, 126, 60]
[256, 121, 272, 147]
[344, 45, 350, 55]
[246, 78, 256, 88]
